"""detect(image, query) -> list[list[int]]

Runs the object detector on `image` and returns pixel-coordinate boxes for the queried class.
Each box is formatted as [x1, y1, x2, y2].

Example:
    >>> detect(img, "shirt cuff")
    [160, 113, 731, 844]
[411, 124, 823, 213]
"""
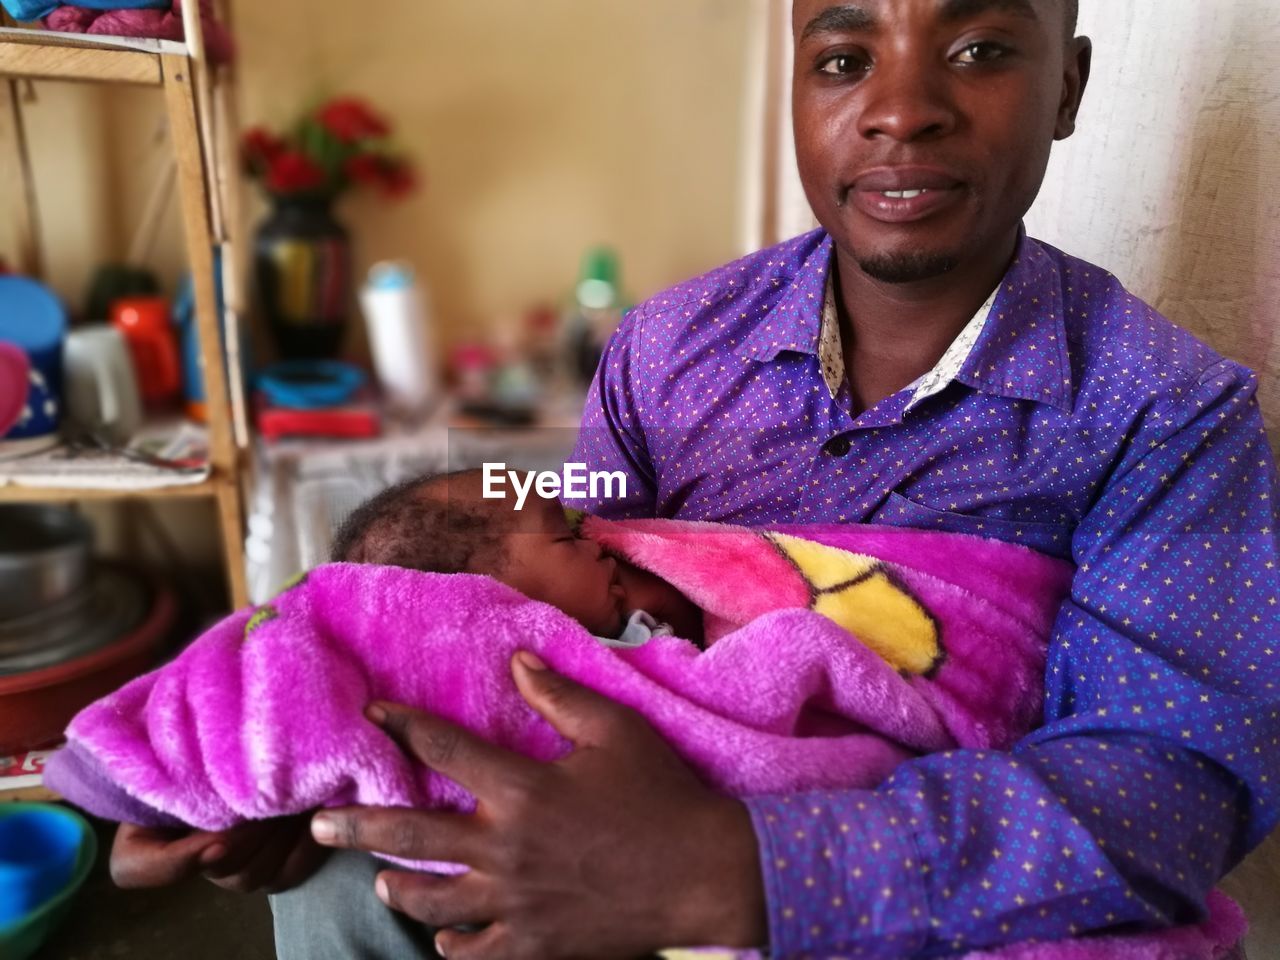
[745, 790, 931, 958]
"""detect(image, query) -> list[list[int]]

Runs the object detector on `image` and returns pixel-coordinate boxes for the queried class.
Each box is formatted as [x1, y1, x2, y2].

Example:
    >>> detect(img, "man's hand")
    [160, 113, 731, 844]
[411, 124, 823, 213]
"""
[310, 651, 768, 960]
[111, 813, 329, 894]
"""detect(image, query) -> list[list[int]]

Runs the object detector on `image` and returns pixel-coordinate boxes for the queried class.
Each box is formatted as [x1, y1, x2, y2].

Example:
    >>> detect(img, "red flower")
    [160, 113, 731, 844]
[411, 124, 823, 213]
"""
[343, 153, 384, 188]
[342, 154, 417, 199]
[378, 159, 417, 198]
[241, 126, 285, 172]
[265, 150, 326, 194]
[317, 98, 390, 144]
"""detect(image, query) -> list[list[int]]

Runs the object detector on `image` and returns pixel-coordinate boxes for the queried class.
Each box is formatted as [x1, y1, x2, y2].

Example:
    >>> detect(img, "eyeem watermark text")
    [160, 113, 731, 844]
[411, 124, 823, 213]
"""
[482, 463, 627, 510]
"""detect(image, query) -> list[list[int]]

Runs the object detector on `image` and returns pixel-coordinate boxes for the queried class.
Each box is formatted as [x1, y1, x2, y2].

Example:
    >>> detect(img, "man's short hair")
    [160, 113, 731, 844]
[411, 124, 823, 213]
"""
[1065, 0, 1079, 38]
[330, 472, 510, 575]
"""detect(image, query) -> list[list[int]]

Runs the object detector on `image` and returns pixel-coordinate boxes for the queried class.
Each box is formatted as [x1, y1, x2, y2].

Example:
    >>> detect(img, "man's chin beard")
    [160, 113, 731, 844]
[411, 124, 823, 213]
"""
[857, 251, 960, 284]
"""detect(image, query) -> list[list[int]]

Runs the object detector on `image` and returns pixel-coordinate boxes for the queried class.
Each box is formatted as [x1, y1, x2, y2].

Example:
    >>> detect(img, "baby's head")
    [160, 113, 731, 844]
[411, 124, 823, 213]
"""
[332, 469, 627, 636]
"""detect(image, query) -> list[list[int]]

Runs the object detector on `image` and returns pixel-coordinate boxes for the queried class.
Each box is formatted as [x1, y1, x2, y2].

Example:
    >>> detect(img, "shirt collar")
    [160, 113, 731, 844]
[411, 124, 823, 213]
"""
[733, 229, 1074, 414]
[734, 233, 834, 363]
[955, 232, 1075, 413]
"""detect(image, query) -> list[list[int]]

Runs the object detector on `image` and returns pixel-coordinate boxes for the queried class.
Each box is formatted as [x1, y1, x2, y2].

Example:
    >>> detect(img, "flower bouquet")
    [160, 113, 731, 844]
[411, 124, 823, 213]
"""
[242, 96, 415, 200]
[241, 97, 416, 359]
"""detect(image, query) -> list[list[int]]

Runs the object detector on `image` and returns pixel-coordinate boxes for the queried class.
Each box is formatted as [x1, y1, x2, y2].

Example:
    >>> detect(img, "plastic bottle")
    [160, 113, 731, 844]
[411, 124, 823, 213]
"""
[359, 261, 438, 416]
[563, 247, 624, 389]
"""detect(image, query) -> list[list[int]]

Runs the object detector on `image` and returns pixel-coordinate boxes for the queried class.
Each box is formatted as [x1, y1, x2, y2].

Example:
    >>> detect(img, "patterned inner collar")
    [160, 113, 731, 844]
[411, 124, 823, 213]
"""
[816, 268, 999, 408]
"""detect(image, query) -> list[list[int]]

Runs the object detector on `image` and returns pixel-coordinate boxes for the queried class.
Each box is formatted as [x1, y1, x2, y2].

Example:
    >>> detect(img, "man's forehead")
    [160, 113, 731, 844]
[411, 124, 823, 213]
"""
[794, 0, 1059, 35]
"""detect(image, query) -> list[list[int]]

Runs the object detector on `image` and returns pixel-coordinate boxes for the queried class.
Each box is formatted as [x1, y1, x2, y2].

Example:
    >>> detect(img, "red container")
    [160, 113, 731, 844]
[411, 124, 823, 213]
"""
[110, 297, 182, 409]
[0, 571, 175, 755]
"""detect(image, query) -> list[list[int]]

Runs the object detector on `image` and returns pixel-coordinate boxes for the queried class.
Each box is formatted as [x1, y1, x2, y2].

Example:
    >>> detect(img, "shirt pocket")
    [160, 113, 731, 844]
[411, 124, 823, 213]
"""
[875, 492, 1074, 557]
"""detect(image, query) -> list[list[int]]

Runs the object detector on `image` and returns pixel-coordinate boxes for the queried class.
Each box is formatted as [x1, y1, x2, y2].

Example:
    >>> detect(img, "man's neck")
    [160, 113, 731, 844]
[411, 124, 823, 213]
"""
[834, 232, 1019, 413]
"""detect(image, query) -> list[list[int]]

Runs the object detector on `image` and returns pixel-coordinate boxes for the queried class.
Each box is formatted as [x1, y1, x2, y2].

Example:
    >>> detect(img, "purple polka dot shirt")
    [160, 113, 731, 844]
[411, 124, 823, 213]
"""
[571, 229, 1280, 957]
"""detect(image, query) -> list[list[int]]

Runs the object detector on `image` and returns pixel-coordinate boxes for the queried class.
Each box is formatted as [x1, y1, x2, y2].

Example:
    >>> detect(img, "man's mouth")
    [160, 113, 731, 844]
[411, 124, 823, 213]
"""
[847, 168, 965, 224]
[853, 166, 963, 192]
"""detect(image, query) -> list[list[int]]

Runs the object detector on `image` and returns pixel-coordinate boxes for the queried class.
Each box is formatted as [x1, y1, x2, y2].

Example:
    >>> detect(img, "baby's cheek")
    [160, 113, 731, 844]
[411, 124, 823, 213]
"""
[615, 564, 664, 613]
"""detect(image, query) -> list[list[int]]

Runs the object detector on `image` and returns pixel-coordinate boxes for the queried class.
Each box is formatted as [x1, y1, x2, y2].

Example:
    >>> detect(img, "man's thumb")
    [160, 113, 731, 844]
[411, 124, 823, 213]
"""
[512, 651, 614, 745]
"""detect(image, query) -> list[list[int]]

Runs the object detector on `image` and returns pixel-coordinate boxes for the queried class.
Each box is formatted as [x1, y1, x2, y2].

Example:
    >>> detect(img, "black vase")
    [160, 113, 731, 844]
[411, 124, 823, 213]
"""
[254, 195, 351, 360]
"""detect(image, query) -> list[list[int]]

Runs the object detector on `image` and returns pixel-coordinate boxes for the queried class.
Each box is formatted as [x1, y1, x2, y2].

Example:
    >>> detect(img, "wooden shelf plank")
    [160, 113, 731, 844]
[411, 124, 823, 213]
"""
[0, 477, 224, 502]
[0, 785, 58, 803]
[0, 34, 162, 85]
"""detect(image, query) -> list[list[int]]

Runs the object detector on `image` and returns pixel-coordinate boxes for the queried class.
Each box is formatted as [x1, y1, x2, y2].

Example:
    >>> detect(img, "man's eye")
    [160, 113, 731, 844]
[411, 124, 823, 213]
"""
[817, 53, 868, 76]
[953, 42, 1010, 64]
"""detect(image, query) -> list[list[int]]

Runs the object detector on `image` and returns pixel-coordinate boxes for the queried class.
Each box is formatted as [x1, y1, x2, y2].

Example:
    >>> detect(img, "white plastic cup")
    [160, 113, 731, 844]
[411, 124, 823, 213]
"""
[359, 261, 438, 415]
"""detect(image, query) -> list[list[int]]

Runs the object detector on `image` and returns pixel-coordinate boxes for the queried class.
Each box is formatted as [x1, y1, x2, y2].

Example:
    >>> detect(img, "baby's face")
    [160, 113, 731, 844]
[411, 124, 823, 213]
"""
[497, 494, 627, 636]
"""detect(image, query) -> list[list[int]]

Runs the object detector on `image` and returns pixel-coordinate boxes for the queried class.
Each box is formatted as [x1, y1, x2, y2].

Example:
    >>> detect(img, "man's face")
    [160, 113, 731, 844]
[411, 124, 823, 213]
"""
[792, 0, 1088, 284]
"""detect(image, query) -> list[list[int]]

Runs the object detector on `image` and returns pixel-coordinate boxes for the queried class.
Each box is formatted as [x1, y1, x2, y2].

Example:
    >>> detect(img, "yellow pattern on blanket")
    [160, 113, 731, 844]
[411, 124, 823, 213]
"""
[766, 532, 942, 675]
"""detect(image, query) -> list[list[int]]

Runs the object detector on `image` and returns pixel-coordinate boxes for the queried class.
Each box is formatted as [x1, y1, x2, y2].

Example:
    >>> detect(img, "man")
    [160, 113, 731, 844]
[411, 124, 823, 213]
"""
[113, 1, 1280, 957]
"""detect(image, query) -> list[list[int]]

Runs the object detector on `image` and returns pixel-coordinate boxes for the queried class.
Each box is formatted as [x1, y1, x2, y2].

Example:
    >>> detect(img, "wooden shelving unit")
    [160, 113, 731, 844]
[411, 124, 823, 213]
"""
[0, 7, 250, 607]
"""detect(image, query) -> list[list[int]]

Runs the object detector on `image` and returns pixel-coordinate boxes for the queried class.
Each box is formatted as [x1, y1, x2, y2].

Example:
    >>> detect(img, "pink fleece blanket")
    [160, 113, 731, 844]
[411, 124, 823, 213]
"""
[44, 520, 1244, 957]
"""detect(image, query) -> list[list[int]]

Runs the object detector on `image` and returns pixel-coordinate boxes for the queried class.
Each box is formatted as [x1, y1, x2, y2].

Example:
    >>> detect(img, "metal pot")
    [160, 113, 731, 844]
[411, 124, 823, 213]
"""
[0, 505, 93, 621]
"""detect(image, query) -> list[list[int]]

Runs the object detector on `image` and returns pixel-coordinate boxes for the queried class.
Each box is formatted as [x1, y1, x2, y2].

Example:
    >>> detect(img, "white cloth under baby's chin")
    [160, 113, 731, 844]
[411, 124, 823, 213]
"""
[595, 609, 674, 648]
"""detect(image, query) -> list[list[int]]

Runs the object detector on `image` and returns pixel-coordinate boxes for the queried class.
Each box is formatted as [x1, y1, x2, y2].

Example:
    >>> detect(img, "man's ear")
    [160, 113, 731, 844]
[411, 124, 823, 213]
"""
[1055, 36, 1093, 140]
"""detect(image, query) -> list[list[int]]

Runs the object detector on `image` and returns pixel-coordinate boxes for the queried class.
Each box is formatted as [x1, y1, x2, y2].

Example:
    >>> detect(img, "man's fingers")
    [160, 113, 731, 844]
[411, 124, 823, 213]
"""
[311, 806, 482, 865]
[432, 921, 510, 960]
[369, 701, 539, 797]
[265, 825, 330, 894]
[109, 824, 218, 888]
[375, 869, 493, 930]
[203, 819, 299, 892]
[199, 821, 275, 881]
[511, 650, 637, 747]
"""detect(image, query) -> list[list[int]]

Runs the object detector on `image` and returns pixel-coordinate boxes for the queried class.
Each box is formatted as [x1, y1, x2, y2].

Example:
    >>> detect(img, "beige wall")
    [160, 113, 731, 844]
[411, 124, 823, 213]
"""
[230, 0, 754, 352]
[6, 81, 111, 304]
[6, 80, 181, 308]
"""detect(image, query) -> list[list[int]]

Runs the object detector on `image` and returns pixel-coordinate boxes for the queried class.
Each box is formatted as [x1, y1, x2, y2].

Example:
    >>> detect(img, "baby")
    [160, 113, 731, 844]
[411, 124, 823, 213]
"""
[331, 468, 706, 648]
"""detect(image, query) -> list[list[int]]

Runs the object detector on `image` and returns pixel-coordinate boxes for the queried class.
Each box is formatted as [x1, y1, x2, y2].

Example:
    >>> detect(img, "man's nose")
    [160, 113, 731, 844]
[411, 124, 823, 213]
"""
[856, 55, 958, 143]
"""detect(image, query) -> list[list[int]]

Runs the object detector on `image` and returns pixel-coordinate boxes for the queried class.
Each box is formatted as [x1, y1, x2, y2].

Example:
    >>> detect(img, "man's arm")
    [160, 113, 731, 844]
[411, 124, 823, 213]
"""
[746, 360, 1280, 956]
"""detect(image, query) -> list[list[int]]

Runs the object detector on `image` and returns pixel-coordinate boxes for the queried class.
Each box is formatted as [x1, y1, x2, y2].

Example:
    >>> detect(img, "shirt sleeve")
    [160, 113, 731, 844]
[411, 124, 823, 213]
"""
[745, 359, 1280, 957]
[569, 307, 659, 518]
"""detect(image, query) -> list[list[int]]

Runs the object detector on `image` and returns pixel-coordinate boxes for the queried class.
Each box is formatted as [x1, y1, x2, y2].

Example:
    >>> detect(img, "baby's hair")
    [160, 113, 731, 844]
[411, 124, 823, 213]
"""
[330, 471, 511, 575]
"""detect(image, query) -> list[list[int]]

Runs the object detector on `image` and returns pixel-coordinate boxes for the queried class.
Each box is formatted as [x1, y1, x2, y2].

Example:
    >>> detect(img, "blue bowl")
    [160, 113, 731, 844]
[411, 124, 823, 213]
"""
[0, 804, 97, 960]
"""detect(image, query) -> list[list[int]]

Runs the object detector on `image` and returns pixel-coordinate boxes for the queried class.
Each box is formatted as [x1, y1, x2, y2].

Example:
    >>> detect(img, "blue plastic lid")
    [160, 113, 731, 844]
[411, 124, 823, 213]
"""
[366, 261, 416, 291]
[255, 360, 366, 410]
[0, 278, 67, 352]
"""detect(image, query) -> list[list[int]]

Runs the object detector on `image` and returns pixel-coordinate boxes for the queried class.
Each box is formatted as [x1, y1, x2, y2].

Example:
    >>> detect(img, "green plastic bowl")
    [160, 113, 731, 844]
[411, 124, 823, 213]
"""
[0, 803, 98, 960]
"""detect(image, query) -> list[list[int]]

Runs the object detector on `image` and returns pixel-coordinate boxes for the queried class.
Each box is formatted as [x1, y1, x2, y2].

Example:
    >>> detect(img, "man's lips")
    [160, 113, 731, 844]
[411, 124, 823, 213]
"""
[847, 167, 965, 224]
[852, 166, 963, 192]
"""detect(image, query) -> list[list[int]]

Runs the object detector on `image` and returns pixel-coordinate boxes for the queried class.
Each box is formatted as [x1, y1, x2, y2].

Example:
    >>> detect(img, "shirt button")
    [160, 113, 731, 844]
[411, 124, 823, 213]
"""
[824, 436, 852, 457]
